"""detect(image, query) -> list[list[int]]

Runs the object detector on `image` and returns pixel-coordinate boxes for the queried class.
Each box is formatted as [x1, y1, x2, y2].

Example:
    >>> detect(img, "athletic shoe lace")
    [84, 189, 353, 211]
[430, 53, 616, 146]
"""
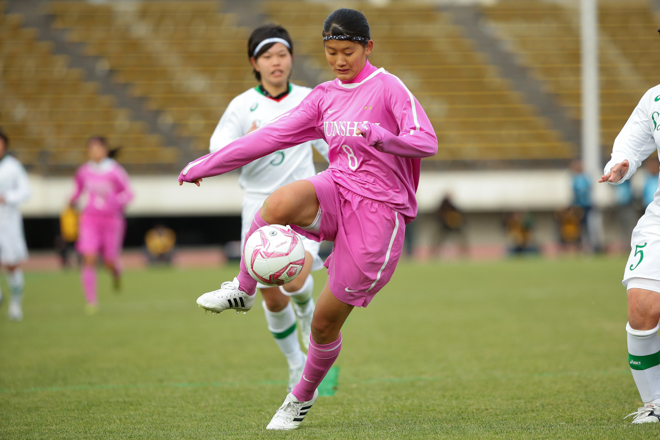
[214, 281, 238, 298]
[272, 398, 300, 424]
[624, 405, 657, 420]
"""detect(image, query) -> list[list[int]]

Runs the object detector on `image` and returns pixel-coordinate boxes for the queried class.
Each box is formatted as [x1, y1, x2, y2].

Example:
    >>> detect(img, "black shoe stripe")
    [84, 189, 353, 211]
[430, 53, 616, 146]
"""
[234, 298, 240, 307]
[239, 297, 245, 307]
[293, 417, 304, 422]
[301, 405, 313, 410]
[227, 300, 232, 308]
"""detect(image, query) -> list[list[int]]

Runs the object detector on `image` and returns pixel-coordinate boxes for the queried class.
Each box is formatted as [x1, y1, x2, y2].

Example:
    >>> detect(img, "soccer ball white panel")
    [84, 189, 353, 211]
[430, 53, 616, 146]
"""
[244, 224, 306, 286]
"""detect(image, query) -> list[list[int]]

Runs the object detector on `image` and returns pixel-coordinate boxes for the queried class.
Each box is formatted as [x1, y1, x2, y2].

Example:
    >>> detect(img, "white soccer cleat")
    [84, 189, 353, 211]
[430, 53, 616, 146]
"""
[8, 300, 22, 321]
[288, 353, 306, 393]
[295, 299, 315, 351]
[266, 389, 318, 430]
[196, 278, 255, 314]
[625, 404, 660, 424]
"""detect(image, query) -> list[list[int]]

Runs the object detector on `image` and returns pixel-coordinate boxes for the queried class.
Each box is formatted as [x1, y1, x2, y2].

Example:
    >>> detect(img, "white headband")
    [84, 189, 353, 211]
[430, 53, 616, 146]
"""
[253, 37, 291, 57]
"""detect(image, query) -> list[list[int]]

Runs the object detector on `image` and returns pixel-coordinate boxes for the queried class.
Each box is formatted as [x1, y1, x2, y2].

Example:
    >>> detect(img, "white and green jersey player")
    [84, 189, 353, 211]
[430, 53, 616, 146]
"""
[210, 83, 328, 198]
[601, 83, 660, 424]
[0, 129, 30, 321]
[208, 24, 328, 393]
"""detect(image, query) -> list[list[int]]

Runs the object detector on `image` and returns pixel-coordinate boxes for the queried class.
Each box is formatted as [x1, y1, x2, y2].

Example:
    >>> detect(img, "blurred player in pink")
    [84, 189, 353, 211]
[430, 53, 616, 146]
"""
[179, 8, 437, 429]
[70, 136, 133, 314]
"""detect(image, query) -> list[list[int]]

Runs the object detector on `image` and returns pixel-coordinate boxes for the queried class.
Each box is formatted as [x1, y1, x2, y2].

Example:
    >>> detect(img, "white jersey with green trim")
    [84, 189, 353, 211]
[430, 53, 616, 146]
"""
[210, 83, 329, 195]
[605, 84, 660, 216]
[0, 154, 30, 222]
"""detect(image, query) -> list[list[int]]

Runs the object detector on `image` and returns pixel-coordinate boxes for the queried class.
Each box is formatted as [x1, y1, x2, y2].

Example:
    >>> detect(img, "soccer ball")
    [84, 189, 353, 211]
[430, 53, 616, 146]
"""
[244, 225, 306, 286]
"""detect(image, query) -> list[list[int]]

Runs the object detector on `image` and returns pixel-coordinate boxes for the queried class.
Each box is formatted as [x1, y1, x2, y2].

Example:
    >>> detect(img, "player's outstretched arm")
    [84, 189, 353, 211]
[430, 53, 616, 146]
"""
[179, 90, 324, 185]
[601, 87, 656, 185]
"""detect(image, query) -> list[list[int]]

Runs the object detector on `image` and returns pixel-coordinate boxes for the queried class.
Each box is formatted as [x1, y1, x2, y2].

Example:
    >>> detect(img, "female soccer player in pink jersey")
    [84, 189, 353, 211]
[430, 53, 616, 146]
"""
[179, 8, 437, 429]
[70, 137, 133, 314]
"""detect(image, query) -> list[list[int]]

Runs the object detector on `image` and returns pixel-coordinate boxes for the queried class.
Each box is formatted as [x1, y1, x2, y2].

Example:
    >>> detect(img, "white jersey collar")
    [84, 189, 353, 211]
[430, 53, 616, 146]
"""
[88, 158, 115, 173]
[336, 68, 385, 89]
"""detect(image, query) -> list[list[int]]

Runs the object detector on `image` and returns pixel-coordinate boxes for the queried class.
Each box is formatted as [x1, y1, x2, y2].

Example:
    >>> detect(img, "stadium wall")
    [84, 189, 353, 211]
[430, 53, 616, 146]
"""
[21, 170, 631, 254]
[22, 170, 616, 217]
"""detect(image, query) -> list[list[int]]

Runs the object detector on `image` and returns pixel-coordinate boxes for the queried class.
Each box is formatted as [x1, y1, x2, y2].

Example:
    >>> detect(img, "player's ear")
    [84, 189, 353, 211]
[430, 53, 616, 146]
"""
[250, 57, 260, 72]
[364, 40, 373, 56]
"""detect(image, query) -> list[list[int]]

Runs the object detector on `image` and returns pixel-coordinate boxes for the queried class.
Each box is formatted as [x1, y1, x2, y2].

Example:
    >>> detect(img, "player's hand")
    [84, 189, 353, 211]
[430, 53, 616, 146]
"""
[178, 178, 203, 187]
[598, 160, 629, 183]
[0, 195, 5, 204]
[247, 122, 259, 134]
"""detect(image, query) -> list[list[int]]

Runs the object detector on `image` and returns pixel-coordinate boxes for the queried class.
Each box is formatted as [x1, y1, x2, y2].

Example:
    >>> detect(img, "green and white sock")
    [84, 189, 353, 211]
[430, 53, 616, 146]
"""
[8, 269, 24, 305]
[262, 301, 304, 368]
[627, 322, 660, 404]
[282, 275, 314, 316]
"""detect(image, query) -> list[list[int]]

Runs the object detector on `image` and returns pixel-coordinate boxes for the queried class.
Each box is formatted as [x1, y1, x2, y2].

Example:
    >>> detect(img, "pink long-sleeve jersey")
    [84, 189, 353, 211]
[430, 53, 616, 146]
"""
[180, 61, 438, 222]
[71, 158, 133, 218]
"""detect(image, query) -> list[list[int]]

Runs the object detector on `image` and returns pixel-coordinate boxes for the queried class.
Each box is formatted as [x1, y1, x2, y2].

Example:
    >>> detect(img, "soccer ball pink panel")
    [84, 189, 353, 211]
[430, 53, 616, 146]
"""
[244, 225, 306, 286]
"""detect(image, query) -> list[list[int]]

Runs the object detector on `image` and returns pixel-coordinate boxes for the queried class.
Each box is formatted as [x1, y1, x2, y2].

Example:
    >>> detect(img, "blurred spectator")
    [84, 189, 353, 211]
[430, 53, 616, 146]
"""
[434, 194, 468, 258]
[56, 206, 79, 269]
[613, 179, 637, 245]
[504, 211, 538, 255]
[570, 159, 602, 252]
[643, 157, 659, 208]
[145, 224, 176, 265]
[555, 206, 583, 252]
[570, 159, 592, 243]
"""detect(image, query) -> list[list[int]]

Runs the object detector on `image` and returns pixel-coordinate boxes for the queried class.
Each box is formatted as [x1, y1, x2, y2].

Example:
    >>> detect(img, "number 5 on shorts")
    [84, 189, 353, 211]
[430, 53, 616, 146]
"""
[630, 243, 648, 271]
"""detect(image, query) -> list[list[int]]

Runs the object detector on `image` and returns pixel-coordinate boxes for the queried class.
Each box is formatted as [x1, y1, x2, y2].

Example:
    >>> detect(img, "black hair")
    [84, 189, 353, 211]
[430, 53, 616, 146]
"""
[247, 24, 294, 82]
[322, 8, 370, 47]
[0, 128, 8, 149]
[87, 135, 120, 159]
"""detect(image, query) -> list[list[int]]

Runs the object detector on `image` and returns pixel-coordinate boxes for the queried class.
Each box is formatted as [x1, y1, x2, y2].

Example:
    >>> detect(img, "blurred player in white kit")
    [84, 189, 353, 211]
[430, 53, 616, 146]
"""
[208, 24, 328, 392]
[0, 129, 30, 321]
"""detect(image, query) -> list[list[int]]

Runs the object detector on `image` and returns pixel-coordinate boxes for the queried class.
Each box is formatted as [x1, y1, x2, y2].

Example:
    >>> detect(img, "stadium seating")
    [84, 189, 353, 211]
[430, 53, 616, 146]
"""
[44, 0, 574, 163]
[0, 3, 179, 173]
[10, 0, 658, 168]
[482, 0, 658, 151]
[263, 1, 573, 161]
[48, 0, 254, 156]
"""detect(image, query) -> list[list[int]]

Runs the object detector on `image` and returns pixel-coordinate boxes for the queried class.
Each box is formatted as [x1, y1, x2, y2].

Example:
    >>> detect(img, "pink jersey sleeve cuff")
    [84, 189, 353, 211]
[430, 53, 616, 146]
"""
[358, 122, 383, 149]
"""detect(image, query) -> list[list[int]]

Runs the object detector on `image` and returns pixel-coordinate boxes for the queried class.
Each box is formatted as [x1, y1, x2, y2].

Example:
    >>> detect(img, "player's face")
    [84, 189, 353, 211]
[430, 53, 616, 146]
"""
[251, 43, 292, 89]
[87, 140, 108, 163]
[324, 39, 373, 82]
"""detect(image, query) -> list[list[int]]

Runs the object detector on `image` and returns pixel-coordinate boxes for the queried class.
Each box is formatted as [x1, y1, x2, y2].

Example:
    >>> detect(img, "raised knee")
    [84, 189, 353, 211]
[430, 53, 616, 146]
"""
[262, 193, 293, 225]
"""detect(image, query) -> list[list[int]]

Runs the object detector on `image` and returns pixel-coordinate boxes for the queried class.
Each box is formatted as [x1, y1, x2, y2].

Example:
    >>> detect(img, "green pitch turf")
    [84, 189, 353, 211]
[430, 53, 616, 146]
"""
[0, 257, 654, 439]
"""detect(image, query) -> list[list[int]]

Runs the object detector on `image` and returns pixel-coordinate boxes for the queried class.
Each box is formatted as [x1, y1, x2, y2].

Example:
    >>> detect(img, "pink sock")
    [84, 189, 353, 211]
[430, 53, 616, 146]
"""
[82, 266, 97, 305]
[292, 334, 342, 401]
[237, 209, 269, 296]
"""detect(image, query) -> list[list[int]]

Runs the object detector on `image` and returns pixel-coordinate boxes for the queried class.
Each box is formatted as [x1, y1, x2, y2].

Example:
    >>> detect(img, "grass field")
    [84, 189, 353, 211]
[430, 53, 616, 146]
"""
[1, 257, 657, 439]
